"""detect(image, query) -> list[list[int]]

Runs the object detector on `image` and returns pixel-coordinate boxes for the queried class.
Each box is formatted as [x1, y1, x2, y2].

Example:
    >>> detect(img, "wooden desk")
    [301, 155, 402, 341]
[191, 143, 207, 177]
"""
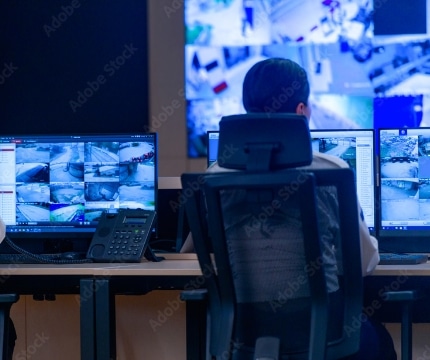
[0, 255, 200, 278]
[90, 254, 202, 360]
[365, 262, 430, 331]
[0, 254, 202, 360]
[7, 258, 421, 360]
[373, 262, 430, 276]
[95, 261, 428, 360]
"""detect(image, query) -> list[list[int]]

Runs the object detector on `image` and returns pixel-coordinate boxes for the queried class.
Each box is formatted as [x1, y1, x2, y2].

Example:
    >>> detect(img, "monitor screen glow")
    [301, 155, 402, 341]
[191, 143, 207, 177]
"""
[379, 128, 430, 236]
[186, 0, 430, 158]
[207, 128, 376, 233]
[0, 133, 157, 242]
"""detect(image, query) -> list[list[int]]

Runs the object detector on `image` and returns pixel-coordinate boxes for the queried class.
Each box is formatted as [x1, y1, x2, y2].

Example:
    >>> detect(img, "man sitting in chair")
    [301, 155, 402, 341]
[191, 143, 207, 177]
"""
[181, 57, 396, 360]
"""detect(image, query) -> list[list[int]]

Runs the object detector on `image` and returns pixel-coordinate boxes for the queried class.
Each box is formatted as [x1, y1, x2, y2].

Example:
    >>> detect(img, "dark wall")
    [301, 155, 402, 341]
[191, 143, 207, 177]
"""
[0, 0, 148, 134]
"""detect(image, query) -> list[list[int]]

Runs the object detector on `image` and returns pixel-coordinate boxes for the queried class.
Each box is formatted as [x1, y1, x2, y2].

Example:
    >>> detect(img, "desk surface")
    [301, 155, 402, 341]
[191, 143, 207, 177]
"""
[0, 253, 428, 277]
[0, 253, 202, 276]
[373, 262, 430, 276]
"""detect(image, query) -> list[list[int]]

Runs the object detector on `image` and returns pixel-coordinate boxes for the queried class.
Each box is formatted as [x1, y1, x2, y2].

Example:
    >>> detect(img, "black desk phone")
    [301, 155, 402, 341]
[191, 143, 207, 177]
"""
[0, 209, 161, 264]
[87, 209, 160, 263]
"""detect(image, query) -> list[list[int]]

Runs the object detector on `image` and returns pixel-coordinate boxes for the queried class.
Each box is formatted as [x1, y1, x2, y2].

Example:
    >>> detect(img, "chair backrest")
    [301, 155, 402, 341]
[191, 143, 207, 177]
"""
[181, 114, 363, 360]
[217, 113, 312, 171]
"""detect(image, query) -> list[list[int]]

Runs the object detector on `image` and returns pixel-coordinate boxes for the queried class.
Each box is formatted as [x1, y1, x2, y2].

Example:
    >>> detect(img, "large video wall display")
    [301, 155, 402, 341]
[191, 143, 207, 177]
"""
[185, 0, 430, 157]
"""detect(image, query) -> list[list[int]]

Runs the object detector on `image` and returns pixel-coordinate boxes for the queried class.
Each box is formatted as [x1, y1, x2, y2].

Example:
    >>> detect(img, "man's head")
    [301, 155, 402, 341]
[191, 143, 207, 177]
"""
[242, 58, 311, 119]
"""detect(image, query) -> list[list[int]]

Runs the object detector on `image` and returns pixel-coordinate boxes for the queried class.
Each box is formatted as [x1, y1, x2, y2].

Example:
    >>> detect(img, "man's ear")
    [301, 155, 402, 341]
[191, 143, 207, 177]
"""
[295, 102, 306, 115]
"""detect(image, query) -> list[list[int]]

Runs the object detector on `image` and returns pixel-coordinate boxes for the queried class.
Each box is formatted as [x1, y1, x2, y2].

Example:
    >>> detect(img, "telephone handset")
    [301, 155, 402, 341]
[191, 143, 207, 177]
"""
[87, 208, 162, 262]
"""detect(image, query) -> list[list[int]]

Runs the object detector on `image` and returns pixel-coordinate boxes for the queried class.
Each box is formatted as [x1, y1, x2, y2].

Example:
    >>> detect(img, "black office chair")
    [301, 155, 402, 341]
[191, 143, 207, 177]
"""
[181, 113, 364, 360]
[0, 294, 19, 360]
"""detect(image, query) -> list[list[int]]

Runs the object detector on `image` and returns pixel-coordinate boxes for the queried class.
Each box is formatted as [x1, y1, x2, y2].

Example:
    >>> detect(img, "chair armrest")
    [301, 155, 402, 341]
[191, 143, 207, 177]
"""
[382, 289, 422, 360]
[0, 294, 19, 304]
[180, 288, 208, 301]
[383, 290, 421, 302]
[254, 336, 280, 360]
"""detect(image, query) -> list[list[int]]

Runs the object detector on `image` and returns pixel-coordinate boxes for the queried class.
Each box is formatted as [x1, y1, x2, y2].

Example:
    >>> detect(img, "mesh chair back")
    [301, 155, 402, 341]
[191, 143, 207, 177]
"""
[181, 168, 362, 360]
[181, 113, 363, 360]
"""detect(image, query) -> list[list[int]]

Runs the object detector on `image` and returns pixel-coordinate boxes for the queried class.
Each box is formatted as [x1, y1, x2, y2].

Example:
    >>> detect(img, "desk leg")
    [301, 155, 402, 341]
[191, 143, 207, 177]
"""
[95, 279, 116, 360]
[80, 279, 96, 360]
[401, 301, 412, 360]
[186, 300, 207, 360]
[181, 289, 208, 360]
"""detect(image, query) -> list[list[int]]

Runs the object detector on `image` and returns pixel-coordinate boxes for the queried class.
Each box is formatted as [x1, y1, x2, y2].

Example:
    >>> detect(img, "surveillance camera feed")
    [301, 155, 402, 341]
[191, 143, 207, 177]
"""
[207, 128, 376, 232]
[379, 128, 430, 235]
[310, 129, 375, 231]
[0, 133, 157, 237]
[185, 0, 430, 157]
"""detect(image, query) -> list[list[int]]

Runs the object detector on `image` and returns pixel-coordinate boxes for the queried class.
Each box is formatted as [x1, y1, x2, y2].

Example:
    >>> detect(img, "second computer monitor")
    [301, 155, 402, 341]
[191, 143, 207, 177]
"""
[379, 128, 430, 237]
[310, 129, 376, 233]
[207, 129, 376, 234]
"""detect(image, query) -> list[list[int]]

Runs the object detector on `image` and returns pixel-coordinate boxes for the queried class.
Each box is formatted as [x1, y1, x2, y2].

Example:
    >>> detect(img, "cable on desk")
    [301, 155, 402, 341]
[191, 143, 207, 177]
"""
[3, 236, 93, 264]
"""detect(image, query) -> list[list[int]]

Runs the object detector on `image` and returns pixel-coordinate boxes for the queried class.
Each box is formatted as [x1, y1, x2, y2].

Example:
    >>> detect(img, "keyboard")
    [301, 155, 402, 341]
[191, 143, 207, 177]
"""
[379, 253, 428, 265]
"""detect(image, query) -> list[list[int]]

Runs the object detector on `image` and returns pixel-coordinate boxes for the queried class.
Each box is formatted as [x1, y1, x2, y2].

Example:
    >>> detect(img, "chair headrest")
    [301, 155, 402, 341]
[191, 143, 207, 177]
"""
[217, 113, 313, 172]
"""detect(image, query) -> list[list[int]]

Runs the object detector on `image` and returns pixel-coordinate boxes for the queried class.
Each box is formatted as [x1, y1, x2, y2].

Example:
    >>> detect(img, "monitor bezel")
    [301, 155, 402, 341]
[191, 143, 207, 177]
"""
[1, 132, 158, 254]
[310, 128, 377, 236]
[207, 130, 220, 168]
[377, 127, 430, 252]
[206, 127, 377, 235]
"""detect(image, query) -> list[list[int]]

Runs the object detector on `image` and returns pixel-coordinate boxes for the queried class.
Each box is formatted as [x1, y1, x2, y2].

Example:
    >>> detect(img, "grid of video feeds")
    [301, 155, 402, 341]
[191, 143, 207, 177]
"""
[0, 134, 156, 230]
[379, 128, 430, 229]
[206, 128, 375, 230]
[310, 129, 375, 229]
[185, 0, 430, 157]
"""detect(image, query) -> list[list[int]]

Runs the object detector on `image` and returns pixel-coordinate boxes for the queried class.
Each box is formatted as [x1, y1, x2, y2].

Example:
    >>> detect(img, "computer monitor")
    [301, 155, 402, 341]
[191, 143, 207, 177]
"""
[378, 127, 430, 251]
[0, 132, 157, 254]
[207, 128, 376, 234]
[310, 129, 376, 234]
[207, 131, 221, 168]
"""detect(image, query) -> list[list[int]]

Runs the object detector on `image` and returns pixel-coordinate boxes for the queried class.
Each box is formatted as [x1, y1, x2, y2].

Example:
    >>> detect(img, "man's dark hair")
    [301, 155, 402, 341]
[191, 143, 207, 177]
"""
[242, 58, 310, 113]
